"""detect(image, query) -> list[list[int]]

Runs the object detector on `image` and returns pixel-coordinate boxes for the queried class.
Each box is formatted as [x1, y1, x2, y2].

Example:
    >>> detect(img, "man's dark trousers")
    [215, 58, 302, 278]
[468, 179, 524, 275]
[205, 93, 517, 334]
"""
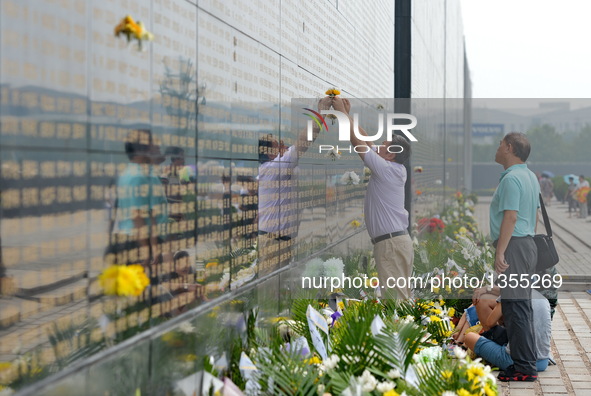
[500, 236, 538, 375]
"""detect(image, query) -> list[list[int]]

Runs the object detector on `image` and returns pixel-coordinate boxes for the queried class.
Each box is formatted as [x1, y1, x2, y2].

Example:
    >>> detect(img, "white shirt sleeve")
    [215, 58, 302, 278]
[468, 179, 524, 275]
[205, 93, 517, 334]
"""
[278, 146, 298, 168]
[362, 148, 389, 179]
[363, 148, 404, 182]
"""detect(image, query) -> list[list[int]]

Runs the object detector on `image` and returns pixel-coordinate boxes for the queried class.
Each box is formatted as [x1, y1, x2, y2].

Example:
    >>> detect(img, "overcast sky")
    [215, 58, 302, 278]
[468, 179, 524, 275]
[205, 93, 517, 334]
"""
[460, 0, 591, 98]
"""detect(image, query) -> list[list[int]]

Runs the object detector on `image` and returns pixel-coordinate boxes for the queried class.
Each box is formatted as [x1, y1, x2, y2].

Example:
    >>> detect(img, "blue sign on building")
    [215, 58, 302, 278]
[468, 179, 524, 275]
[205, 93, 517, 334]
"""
[472, 123, 504, 136]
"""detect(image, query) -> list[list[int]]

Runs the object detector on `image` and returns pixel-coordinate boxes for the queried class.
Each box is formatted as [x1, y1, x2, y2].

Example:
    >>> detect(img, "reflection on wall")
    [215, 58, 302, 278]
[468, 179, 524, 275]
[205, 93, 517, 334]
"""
[0, 0, 469, 393]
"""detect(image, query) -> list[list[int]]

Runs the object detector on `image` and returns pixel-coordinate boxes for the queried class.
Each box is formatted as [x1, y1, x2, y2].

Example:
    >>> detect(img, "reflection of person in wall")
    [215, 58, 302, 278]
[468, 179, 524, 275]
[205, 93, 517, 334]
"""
[331, 97, 413, 299]
[107, 129, 169, 280]
[237, 175, 258, 241]
[160, 146, 186, 208]
[257, 97, 331, 275]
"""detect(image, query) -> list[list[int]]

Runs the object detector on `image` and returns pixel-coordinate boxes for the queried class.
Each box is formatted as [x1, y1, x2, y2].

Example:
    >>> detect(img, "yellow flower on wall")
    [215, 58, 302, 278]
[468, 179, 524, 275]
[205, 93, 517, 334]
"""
[99, 264, 149, 297]
[114, 15, 154, 50]
[325, 88, 341, 97]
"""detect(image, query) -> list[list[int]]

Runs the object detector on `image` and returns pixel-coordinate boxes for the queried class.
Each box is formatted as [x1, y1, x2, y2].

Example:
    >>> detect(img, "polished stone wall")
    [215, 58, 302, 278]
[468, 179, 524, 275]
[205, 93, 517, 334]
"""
[0, 0, 470, 393]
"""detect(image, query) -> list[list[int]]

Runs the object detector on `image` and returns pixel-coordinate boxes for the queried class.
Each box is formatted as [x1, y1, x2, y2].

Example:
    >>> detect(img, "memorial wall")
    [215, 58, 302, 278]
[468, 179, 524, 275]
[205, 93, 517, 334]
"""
[0, 0, 470, 394]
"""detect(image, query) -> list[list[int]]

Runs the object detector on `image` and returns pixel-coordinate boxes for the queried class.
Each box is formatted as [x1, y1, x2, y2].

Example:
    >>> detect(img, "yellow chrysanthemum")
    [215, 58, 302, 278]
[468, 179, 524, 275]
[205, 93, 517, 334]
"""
[114, 15, 153, 47]
[441, 370, 453, 379]
[466, 366, 486, 382]
[0, 362, 13, 371]
[304, 356, 322, 365]
[181, 354, 197, 362]
[325, 88, 341, 96]
[448, 308, 456, 317]
[98, 265, 149, 297]
[429, 315, 441, 322]
[484, 384, 496, 396]
[350, 220, 361, 228]
[383, 390, 399, 396]
[338, 301, 345, 311]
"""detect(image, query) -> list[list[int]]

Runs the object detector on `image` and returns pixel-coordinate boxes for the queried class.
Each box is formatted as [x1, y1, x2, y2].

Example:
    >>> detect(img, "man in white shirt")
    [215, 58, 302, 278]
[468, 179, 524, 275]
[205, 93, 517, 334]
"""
[257, 97, 331, 275]
[332, 97, 413, 298]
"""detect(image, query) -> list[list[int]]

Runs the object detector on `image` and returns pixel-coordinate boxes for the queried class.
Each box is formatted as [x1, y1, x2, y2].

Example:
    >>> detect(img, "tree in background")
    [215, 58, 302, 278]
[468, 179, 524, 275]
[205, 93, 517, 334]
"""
[571, 125, 591, 162]
[526, 124, 566, 163]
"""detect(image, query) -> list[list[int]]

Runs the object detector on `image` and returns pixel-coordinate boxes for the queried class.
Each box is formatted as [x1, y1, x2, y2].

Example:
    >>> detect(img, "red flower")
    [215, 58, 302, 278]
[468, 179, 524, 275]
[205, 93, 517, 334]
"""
[417, 217, 446, 233]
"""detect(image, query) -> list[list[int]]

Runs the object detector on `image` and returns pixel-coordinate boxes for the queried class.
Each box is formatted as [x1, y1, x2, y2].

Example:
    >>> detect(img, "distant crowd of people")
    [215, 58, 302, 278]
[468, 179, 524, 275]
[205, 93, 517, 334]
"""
[538, 173, 590, 219]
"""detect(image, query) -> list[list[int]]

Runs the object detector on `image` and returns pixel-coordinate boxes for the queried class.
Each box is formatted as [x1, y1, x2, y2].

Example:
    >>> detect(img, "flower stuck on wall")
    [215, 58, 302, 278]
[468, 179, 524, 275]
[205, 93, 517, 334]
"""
[99, 264, 149, 296]
[114, 15, 154, 50]
[340, 171, 360, 185]
[414, 166, 424, 173]
[325, 88, 341, 97]
[326, 147, 341, 161]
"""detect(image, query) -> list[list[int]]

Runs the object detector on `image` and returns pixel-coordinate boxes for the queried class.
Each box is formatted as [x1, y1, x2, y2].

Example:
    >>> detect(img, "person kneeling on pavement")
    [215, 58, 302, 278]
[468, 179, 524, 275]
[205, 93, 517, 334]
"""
[464, 289, 551, 380]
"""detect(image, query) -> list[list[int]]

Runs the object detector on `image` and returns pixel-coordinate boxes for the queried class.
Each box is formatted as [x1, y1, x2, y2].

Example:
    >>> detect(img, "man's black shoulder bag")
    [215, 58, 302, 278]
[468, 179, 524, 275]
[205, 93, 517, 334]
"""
[534, 193, 559, 272]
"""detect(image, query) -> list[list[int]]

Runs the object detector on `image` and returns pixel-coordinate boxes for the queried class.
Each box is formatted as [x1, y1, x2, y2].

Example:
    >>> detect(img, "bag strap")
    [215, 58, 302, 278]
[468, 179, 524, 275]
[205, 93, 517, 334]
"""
[538, 193, 553, 237]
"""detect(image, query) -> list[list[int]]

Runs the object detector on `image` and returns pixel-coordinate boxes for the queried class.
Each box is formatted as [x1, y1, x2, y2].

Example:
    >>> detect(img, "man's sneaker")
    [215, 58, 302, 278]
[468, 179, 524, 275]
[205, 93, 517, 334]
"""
[497, 366, 537, 382]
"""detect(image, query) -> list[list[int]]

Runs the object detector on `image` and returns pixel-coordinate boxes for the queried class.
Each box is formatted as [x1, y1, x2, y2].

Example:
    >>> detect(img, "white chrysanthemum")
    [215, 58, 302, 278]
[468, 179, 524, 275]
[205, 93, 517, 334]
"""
[415, 346, 442, 363]
[360, 370, 378, 392]
[302, 258, 324, 278]
[323, 257, 345, 278]
[326, 148, 341, 161]
[340, 171, 361, 185]
[454, 347, 467, 359]
[376, 381, 396, 392]
[387, 368, 401, 379]
[323, 354, 340, 370]
[441, 392, 456, 396]
[461, 247, 471, 261]
[178, 321, 195, 334]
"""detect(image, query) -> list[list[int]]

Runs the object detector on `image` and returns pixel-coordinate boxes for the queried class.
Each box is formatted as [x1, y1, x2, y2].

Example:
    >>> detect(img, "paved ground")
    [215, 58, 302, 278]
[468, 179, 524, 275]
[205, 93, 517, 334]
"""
[475, 196, 591, 395]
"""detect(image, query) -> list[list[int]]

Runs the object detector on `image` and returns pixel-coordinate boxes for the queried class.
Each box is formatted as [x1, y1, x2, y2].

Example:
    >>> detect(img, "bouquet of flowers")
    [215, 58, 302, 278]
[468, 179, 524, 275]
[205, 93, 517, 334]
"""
[417, 217, 446, 234]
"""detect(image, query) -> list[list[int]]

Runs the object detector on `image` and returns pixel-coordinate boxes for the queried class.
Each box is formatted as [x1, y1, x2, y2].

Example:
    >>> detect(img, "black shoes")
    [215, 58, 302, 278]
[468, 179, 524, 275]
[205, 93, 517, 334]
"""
[497, 366, 538, 382]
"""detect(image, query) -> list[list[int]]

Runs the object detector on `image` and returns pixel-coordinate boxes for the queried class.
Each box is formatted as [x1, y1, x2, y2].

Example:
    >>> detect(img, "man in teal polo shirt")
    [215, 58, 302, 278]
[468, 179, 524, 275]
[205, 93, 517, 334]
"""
[490, 132, 540, 382]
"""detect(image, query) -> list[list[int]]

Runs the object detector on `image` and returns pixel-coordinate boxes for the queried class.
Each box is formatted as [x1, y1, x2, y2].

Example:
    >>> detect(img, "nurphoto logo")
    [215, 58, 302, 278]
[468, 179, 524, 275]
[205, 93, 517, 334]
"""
[303, 109, 418, 154]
